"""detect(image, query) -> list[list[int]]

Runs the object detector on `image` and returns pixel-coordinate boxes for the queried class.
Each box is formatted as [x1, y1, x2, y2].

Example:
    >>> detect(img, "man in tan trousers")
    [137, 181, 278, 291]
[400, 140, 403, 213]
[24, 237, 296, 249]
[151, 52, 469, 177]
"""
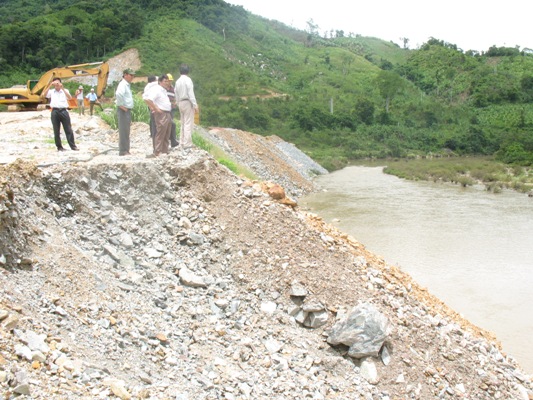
[174, 64, 198, 151]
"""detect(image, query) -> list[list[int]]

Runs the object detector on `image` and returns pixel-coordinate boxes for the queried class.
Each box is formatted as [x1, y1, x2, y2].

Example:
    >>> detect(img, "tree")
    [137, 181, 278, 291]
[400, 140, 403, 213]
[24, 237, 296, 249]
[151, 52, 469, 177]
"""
[520, 75, 533, 102]
[354, 98, 375, 125]
[375, 70, 405, 113]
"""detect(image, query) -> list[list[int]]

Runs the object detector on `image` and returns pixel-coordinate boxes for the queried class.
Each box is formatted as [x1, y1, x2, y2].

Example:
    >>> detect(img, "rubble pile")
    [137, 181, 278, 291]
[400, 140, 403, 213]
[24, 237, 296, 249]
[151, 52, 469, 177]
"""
[1, 148, 532, 399]
[0, 107, 532, 399]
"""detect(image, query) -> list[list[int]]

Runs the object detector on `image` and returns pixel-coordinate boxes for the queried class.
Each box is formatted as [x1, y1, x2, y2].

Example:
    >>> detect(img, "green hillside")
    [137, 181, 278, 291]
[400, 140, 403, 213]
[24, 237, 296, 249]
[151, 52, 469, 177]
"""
[1, 0, 532, 169]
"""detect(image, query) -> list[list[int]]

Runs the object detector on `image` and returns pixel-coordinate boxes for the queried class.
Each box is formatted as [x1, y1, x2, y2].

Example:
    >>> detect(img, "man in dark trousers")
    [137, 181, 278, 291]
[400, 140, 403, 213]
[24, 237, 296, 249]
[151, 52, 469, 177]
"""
[115, 68, 135, 156]
[165, 73, 179, 148]
[43, 77, 79, 151]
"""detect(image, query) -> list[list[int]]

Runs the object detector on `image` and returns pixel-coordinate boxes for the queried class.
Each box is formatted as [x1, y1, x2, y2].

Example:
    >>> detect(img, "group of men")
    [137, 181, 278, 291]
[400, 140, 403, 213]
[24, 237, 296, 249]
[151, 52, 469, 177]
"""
[43, 63, 197, 157]
[117, 64, 198, 157]
[74, 86, 102, 116]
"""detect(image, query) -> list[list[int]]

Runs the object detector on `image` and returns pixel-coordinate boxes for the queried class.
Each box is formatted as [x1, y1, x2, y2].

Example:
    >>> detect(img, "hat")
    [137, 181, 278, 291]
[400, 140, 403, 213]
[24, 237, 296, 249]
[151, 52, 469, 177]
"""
[123, 68, 136, 76]
[166, 73, 174, 81]
[90, 88, 95, 91]
[78, 85, 83, 89]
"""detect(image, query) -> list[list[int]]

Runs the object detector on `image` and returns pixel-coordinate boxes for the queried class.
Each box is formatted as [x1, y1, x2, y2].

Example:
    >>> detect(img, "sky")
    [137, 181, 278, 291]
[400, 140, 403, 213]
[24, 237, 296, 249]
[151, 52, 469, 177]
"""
[227, 0, 533, 52]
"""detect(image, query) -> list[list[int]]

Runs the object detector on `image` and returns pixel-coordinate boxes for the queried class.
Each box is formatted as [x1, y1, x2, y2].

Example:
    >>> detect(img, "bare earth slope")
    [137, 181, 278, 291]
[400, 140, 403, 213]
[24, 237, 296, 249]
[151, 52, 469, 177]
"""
[1, 112, 532, 399]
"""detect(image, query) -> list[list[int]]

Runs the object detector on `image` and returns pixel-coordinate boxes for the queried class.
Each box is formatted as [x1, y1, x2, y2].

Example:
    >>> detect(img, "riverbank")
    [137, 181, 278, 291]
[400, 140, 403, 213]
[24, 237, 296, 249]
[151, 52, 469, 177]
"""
[1, 112, 532, 398]
[301, 165, 533, 374]
[378, 156, 533, 194]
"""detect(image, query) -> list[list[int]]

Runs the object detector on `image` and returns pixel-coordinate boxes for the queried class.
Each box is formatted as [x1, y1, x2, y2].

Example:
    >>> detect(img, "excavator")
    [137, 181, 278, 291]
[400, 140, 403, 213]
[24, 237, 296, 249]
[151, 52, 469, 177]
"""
[0, 61, 109, 111]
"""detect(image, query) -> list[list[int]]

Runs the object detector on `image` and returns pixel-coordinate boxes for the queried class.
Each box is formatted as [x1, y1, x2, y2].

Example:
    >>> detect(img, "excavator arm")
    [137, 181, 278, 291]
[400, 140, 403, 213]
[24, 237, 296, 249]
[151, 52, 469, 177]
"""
[33, 61, 110, 99]
[0, 61, 109, 110]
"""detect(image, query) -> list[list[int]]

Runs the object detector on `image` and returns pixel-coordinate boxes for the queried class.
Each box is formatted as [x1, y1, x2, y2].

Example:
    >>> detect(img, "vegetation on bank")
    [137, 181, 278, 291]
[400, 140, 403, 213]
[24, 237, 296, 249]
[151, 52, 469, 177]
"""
[382, 157, 533, 194]
[1, 0, 533, 176]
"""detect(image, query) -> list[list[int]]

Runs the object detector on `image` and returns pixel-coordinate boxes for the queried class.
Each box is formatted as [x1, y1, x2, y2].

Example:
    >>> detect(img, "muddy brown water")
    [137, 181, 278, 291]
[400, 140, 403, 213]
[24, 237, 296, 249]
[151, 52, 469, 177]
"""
[301, 166, 533, 373]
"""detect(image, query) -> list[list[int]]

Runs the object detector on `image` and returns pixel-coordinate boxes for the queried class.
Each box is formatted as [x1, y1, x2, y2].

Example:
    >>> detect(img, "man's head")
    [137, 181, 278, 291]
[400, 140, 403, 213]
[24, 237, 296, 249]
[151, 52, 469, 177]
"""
[123, 68, 136, 82]
[179, 64, 190, 75]
[159, 74, 171, 89]
[90, 88, 95, 92]
[147, 75, 157, 83]
[78, 85, 83, 90]
[51, 78, 63, 89]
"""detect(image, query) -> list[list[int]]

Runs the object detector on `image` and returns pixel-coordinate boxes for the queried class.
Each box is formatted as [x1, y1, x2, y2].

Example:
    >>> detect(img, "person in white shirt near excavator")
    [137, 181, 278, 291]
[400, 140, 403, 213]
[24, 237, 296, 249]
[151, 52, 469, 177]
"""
[43, 77, 79, 152]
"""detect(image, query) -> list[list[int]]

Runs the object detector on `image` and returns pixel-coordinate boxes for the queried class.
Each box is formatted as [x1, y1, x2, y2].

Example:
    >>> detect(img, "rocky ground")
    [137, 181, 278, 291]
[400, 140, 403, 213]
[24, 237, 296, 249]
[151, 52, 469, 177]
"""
[1, 109, 532, 400]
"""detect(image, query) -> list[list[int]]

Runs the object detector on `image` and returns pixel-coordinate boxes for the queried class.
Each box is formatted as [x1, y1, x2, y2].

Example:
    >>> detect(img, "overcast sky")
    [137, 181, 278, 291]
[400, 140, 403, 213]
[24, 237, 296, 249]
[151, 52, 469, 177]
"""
[227, 0, 532, 52]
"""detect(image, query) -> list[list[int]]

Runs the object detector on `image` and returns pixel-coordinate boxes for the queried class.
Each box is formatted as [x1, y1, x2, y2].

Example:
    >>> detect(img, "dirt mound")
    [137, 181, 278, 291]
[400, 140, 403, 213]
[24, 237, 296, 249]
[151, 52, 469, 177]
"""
[0, 113, 532, 399]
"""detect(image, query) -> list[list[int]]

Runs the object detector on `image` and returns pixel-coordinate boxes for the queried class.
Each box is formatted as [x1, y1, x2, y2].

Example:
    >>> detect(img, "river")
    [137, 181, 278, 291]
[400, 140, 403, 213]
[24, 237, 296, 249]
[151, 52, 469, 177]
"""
[300, 166, 533, 373]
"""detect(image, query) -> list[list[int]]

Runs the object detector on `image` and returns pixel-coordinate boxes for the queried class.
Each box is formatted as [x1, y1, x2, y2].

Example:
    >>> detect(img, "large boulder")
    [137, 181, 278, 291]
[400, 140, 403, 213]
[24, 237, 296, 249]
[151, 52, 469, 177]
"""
[327, 303, 391, 359]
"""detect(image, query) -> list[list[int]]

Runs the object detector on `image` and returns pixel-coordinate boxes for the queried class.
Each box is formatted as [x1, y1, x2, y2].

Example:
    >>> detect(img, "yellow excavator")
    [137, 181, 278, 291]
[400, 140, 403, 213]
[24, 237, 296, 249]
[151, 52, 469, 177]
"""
[0, 61, 109, 111]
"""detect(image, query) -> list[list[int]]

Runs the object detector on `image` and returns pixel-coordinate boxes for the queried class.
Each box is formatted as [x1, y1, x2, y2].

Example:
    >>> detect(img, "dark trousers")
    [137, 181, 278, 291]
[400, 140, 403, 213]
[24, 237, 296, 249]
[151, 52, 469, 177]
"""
[51, 108, 76, 150]
[170, 119, 178, 147]
[149, 108, 156, 138]
[118, 108, 131, 155]
[89, 101, 102, 116]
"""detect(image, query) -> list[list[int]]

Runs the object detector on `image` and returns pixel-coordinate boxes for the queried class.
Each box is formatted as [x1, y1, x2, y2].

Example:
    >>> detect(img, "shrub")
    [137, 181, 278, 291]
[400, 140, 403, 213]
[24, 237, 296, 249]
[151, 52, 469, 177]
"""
[99, 95, 149, 130]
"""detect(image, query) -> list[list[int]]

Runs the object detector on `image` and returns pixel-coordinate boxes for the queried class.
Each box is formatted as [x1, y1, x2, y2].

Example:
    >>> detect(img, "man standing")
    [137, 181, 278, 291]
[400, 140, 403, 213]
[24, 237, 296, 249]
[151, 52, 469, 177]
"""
[85, 88, 101, 116]
[174, 64, 198, 150]
[115, 68, 135, 156]
[144, 74, 173, 157]
[43, 78, 79, 152]
[75, 85, 84, 115]
[165, 73, 179, 148]
[142, 75, 158, 139]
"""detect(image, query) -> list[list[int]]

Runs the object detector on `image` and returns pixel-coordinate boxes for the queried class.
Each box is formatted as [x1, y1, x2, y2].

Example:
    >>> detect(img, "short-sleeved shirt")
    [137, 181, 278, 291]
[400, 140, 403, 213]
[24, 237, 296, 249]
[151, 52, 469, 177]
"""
[147, 84, 171, 112]
[86, 92, 98, 102]
[46, 88, 71, 108]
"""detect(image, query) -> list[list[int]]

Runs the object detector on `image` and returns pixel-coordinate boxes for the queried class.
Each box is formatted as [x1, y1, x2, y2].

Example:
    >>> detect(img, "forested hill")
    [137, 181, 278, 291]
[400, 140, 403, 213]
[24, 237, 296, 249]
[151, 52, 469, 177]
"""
[1, 0, 533, 169]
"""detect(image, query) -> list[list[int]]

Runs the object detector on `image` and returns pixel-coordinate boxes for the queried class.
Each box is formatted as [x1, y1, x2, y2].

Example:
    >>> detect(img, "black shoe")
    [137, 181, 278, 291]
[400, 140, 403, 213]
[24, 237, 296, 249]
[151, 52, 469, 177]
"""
[71, 147, 79, 151]
[58, 148, 66, 152]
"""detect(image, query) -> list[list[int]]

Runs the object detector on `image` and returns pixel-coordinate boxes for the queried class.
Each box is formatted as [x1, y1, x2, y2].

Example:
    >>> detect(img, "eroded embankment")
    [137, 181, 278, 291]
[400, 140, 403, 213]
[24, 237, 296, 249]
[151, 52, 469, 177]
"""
[1, 152, 531, 399]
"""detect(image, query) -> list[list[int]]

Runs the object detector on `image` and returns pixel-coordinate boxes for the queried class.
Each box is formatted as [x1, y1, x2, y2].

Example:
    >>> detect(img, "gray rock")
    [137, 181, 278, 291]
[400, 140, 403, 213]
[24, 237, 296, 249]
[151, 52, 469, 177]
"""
[13, 384, 31, 395]
[24, 330, 49, 353]
[360, 358, 379, 384]
[179, 267, 207, 288]
[304, 310, 328, 328]
[260, 301, 277, 314]
[290, 282, 308, 297]
[327, 303, 391, 359]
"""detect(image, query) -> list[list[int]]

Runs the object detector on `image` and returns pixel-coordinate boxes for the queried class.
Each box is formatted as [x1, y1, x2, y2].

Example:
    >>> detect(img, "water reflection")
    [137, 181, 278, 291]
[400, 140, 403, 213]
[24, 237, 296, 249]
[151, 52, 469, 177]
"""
[301, 166, 533, 373]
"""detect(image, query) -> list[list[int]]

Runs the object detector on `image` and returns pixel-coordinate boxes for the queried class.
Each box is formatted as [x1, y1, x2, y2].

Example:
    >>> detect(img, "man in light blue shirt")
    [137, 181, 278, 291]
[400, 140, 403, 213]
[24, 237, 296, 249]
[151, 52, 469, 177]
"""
[85, 88, 101, 116]
[115, 68, 135, 156]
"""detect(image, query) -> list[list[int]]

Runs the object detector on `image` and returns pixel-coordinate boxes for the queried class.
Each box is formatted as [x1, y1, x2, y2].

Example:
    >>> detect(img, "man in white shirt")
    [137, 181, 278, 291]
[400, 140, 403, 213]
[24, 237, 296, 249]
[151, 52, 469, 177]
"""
[144, 74, 173, 157]
[43, 78, 79, 151]
[75, 85, 84, 115]
[115, 68, 135, 156]
[142, 75, 158, 138]
[174, 64, 198, 150]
